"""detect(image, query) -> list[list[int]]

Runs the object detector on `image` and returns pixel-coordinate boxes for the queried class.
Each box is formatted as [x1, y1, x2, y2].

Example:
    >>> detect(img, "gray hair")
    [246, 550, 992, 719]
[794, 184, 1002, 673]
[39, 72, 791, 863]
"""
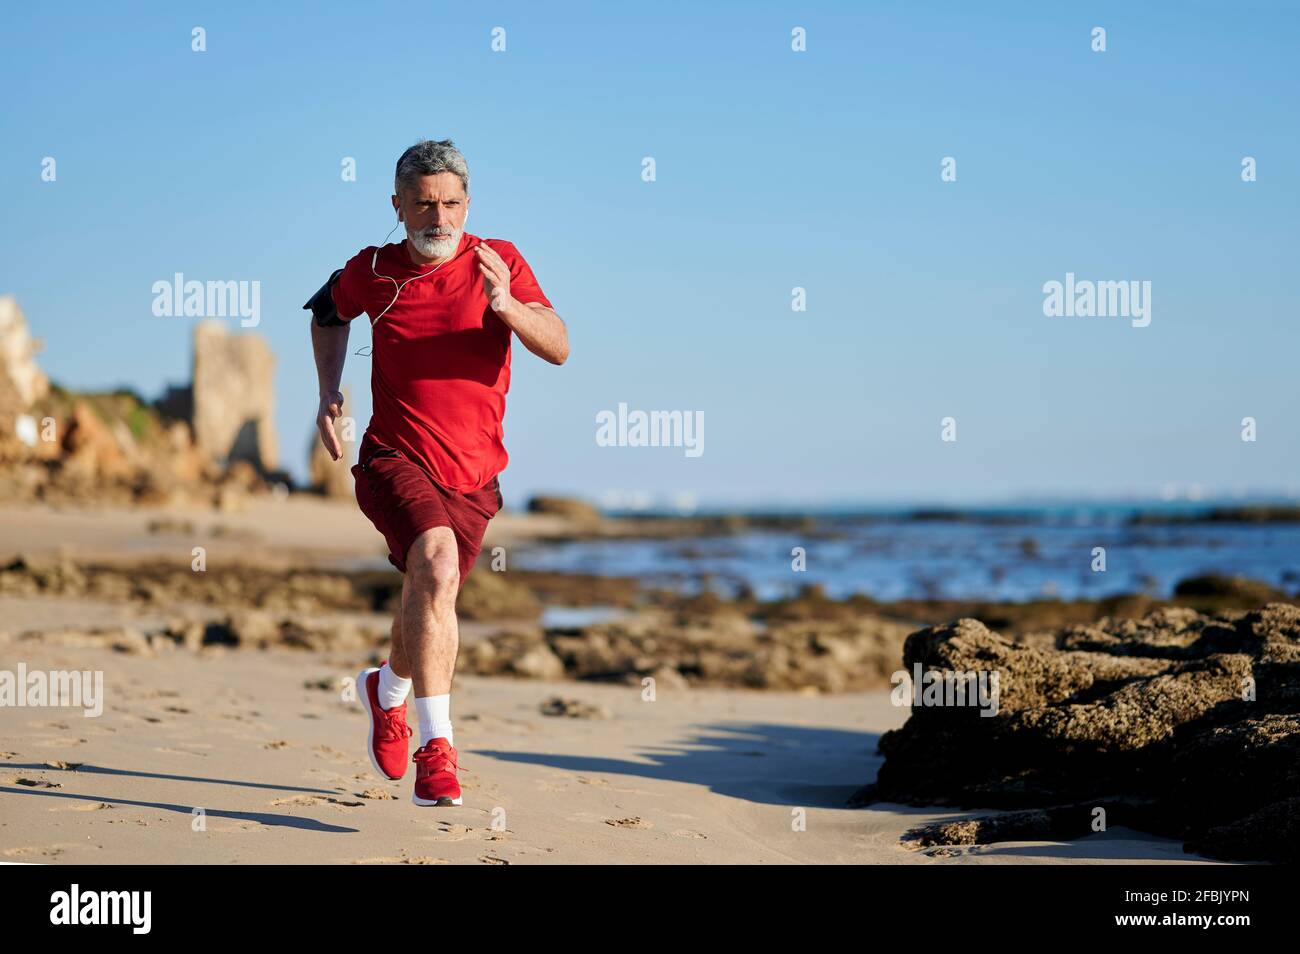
[394, 139, 470, 195]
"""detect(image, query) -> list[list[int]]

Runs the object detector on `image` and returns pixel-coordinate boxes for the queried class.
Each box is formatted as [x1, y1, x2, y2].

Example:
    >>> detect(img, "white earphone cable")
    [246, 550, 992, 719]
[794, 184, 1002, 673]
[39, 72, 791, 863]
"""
[355, 220, 462, 357]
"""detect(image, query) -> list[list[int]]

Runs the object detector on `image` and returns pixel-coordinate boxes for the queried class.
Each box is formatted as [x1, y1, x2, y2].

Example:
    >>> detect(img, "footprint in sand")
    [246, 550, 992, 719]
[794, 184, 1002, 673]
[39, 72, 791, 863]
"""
[3, 844, 68, 859]
[270, 794, 365, 809]
[604, 817, 652, 830]
[576, 776, 644, 794]
[54, 802, 113, 813]
[353, 854, 450, 865]
[262, 740, 291, 750]
[311, 745, 357, 765]
[210, 822, 272, 834]
[432, 822, 477, 840]
[671, 829, 708, 839]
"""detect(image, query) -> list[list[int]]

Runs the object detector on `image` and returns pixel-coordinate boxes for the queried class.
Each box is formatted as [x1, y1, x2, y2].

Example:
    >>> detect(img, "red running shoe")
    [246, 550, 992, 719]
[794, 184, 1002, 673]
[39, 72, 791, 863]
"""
[357, 666, 412, 780]
[412, 738, 462, 806]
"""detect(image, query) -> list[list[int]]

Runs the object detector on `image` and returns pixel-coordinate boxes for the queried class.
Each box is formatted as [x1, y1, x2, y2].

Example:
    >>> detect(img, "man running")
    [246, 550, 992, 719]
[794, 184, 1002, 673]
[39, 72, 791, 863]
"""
[307, 139, 569, 806]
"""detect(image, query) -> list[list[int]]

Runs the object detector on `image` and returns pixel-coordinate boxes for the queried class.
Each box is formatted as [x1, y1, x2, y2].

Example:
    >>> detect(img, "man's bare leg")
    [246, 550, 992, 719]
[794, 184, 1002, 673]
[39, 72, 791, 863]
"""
[387, 575, 411, 679]
[402, 526, 460, 741]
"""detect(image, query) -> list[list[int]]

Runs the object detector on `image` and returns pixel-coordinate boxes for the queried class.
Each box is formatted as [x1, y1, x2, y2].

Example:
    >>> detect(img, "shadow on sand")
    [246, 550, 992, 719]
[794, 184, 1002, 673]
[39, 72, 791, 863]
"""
[479, 721, 881, 809]
[0, 786, 357, 832]
[0, 763, 357, 833]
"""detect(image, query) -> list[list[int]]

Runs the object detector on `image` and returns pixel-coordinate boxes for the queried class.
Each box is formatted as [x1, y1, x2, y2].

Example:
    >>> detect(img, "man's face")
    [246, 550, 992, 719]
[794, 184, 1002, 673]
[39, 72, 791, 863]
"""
[392, 172, 470, 261]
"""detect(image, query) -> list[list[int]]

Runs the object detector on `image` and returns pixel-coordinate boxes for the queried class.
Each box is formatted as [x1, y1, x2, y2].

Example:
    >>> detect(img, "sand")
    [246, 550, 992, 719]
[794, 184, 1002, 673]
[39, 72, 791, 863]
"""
[1, 637, 1216, 865]
[0, 496, 561, 570]
[0, 501, 1214, 864]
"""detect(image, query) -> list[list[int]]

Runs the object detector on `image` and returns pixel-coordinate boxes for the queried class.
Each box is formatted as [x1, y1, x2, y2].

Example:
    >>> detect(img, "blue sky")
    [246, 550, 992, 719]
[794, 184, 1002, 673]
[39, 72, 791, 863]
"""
[2, 1, 1297, 508]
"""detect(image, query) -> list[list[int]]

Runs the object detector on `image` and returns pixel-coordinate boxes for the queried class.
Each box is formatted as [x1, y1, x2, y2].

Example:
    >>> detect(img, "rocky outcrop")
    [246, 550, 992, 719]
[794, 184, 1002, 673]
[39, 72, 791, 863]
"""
[526, 495, 599, 519]
[0, 305, 289, 506]
[858, 604, 1300, 862]
[455, 568, 543, 621]
[192, 321, 278, 473]
[461, 604, 915, 692]
[0, 297, 49, 436]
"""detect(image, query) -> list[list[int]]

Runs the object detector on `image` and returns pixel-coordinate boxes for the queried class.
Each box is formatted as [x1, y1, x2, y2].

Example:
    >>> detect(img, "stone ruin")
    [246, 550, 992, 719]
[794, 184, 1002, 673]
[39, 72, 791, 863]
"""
[187, 320, 279, 474]
[0, 299, 311, 506]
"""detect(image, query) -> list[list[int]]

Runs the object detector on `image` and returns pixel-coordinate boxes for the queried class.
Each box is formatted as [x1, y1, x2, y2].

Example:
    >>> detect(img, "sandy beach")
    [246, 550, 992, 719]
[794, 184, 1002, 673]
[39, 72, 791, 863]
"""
[3, 641, 1212, 866]
[0, 500, 1220, 865]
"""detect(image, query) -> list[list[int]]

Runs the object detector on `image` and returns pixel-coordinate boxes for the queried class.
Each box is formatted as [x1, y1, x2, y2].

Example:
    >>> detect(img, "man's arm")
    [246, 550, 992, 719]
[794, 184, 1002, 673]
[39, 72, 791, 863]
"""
[311, 319, 350, 460]
[475, 244, 569, 365]
[497, 300, 569, 365]
[305, 266, 359, 461]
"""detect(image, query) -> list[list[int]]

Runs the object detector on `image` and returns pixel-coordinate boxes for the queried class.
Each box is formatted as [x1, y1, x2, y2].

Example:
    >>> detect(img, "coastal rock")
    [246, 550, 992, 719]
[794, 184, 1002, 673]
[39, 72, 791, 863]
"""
[526, 495, 600, 520]
[460, 606, 914, 691]
[0, 297, 49, 433]
[510, 643, 566, 680]
[456, 570, 542, 621]
[192, 321, 278, 473]
[461, 630, 564, 680]
[1173, 573, 1285, 607]
[864, 604, 1300, 862]
[539, 696, 610, 719]
[62, 402, 130, 480]
[0, 312, 285, 506]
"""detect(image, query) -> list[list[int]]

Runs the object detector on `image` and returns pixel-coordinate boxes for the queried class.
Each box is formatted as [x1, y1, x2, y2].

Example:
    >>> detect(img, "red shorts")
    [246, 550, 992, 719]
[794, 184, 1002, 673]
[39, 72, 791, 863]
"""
[351, 437, 502, 584]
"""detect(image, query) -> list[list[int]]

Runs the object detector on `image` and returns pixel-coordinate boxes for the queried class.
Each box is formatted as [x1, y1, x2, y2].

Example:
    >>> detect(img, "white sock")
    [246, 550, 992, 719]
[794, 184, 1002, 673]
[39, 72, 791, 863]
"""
[415, 694, 453, 747]
[377, 664, 412, 711]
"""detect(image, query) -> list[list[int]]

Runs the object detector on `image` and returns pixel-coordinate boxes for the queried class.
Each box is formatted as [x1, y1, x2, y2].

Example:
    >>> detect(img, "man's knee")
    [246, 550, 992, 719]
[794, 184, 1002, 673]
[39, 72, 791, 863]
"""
[405, 529, 461, 604]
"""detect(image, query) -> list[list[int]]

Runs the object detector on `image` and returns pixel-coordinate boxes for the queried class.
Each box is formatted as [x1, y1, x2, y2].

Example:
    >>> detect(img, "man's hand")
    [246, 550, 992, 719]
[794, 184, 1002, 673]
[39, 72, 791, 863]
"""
[317, 390, 345, 461]
[474, 243, 570, 364]
[475, 243, 515, 314]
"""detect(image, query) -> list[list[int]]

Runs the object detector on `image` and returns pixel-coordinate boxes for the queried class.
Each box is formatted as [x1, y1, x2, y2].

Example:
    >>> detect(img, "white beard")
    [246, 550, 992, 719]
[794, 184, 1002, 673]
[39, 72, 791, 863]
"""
[408, 223, 461, 259]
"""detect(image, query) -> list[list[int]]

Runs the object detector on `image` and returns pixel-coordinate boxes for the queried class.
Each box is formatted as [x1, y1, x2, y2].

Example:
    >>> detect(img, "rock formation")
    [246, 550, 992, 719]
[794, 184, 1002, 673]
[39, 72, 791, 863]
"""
[856, 604, 1300, 862]
[0, 296, 49, 436]
[0, 302, 288, 506]
[192, 321, 278, 473]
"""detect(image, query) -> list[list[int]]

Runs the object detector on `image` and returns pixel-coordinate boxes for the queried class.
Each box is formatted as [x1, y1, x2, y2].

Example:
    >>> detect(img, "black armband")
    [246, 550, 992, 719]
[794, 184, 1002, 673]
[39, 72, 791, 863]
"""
[303, 269, 346, 327]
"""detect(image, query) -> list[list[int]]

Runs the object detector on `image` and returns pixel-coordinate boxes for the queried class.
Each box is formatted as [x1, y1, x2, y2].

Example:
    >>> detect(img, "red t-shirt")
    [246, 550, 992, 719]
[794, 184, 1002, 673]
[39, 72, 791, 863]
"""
[331, 232, 552, 493]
